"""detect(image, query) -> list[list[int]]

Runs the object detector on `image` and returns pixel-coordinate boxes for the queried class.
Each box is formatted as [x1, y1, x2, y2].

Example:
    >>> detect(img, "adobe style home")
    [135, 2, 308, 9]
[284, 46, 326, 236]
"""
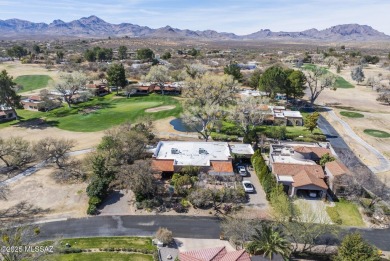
[179, 246, 251, 261]
[269, 141, 350, 199]
[270, 106, 303, 126]
[152, 141, 254, 176]
[21, 95, 62, 112]
[85, 83, 110, 96]
[0, 105, 16, 122]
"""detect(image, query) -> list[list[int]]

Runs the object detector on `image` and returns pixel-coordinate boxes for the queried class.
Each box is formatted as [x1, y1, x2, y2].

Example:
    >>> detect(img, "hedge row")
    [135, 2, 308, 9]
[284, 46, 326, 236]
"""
[251, 150, 277, 201]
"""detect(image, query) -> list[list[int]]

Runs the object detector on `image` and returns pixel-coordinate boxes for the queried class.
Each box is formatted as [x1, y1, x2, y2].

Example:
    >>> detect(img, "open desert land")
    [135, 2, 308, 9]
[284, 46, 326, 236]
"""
[315, 64, 390, 181]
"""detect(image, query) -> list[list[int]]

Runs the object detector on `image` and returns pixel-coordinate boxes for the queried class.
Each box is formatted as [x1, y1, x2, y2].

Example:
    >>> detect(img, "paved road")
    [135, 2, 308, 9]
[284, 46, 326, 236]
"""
[34, 215, 390, 251]
[320, 109, 390, 173]
[35, 215, 221, 242]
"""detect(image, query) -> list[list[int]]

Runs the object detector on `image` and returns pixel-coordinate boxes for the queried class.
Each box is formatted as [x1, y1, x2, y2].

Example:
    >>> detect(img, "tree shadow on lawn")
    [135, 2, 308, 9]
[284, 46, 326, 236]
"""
[11, 118, 60, 130]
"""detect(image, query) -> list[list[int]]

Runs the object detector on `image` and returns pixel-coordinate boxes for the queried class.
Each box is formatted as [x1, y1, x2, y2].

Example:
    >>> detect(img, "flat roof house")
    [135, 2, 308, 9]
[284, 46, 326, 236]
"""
[152, 141, 254, 176]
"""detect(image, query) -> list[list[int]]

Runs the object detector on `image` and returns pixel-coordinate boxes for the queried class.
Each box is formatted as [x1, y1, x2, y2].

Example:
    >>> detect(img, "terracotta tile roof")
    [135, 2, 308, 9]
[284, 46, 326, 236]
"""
[137, 86, 153, 91]
[273, 163, 325, 179]
[180, 246, 226, 261]
[325, 160, 350, 176]
[293, 172, 328, 189]
[28, 95, 42, 101]
[220, 250, 251, 261]
[294, 146, 331, 158]
[211, 161, 233, 173]
[151, 159, 174, 172]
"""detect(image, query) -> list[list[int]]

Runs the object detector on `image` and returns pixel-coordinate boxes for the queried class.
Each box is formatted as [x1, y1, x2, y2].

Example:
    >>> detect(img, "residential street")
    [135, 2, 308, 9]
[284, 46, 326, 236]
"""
[34, 215, 390, 250]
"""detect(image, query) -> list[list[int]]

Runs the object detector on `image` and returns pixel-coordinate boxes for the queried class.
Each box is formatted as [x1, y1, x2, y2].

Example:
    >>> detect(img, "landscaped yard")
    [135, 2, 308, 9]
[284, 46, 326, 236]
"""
[40, 237, 156, 261]
[14, 75, 52, 93]
[58, 237, 155, 250]
[42, 252, 153, 261]
[340, 111, 364, 118]
[363, 129, 390, 138]
[0, 94, 182, 132]
[326, 199, 365, 227]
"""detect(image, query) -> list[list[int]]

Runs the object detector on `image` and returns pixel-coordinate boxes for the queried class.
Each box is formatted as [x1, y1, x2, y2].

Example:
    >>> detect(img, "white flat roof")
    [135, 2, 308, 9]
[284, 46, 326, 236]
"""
[154, 141, 231, 166]
[229, 143, 254, 155]
[283, 111, 302, 118]
[271, 155, 316, 165]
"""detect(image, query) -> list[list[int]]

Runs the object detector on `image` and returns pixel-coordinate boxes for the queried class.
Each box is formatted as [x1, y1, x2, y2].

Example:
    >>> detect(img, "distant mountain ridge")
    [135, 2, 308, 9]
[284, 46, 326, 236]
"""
[0, 15, 389, 41]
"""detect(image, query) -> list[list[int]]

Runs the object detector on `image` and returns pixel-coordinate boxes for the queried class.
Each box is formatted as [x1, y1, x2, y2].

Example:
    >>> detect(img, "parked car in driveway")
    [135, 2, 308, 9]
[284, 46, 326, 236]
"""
[242, 180, 254, 193]
[237, 165, 247, 176]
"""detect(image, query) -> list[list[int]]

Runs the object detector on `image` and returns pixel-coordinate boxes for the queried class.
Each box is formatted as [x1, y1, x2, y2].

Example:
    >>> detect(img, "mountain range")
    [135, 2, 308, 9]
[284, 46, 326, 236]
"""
[0, 15, 389, 41]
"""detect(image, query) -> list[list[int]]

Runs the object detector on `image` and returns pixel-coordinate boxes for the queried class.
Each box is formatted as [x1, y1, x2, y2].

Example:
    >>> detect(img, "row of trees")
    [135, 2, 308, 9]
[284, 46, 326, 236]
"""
[84, 47, 113, 62]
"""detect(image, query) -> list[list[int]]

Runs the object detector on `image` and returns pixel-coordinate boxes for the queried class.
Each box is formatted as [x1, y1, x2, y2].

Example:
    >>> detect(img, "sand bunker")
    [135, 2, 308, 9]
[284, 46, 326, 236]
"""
[145, 105, 175, 113]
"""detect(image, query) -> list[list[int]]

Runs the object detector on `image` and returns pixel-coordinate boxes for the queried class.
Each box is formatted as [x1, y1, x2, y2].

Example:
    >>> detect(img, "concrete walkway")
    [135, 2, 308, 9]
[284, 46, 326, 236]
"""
[322, 107, 390, 173]
[0, 148, 94, 187]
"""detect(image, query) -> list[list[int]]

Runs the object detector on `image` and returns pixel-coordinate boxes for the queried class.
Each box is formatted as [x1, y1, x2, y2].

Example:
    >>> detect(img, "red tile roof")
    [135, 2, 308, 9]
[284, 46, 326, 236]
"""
[180, 247, 250, 261]
[180, 246, 226, 261]
[151, 160, 174, 172]
[294, 146, 331, 158]
[211, 161, 233, 173]
[325, 160, 350, 176]
[293, 172, 328, 189]
[273, 163, 325, 179]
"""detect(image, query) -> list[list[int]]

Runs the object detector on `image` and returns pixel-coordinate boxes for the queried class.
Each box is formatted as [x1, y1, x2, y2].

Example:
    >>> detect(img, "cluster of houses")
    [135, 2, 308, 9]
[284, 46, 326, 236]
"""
[151, 140, 350, 200]
[269, 141, 350, 199]
[129, 82, 182, 95]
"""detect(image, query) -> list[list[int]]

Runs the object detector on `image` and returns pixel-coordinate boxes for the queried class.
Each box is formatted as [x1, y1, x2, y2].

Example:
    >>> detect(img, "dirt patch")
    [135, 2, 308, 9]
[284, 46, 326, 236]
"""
[0, 167, 89, 220]
[145, 105, 176, 113]
[79, 106, 102, 115]
[0, 125, 104, 151]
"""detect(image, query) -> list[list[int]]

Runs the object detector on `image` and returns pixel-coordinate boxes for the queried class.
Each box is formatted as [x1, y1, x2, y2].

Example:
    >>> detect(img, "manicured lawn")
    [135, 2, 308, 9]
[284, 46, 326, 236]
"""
[340, 111, 364, 118]
[363, 129, 390, 138]
[0, 94, 182, 132]
[43, 252, 153, 261]
[328, 199, 365, 227]
[14, 75, 52, 93]
[334, 76, 354, 88]
[59, 237, 155, 250]
[303, 64, 354, 89]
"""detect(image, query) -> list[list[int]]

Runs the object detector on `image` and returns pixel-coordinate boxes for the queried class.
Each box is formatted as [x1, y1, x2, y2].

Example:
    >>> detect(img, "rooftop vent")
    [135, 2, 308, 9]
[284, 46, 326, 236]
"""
[171, 148, 180, 154]
[199, 148, 209, 155]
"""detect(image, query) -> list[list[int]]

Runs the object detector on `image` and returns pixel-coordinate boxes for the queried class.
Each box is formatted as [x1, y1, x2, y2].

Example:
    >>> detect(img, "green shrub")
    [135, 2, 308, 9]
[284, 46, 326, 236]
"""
[326, 207, 342, 224]
[88, 196, 102, 205]
[59, 248, 82, 254]
[181, 198, 190, 208]
[87, 204, 98, 215]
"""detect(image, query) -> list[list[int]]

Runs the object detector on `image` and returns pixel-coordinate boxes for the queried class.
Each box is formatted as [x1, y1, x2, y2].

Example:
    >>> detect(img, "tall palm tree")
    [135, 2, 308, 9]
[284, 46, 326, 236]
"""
[246, 224, 291, 260]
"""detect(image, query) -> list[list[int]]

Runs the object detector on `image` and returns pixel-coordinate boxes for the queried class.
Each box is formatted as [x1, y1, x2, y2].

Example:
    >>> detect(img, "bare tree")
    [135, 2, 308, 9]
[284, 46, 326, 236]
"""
[0, 185, 9, 200]
[182, 74, 238, 141]
[34, 138, 75, 169]
[230, 96, 269, 142]
[144, 65, 171, 95]
[155, 227, 173, 244]
[0, 137, 34, 171]
[116, 160, 155, 198]
[305, 67, 336, 105]
[54, 72, 87, 108]
[184, 63, 207, 79]
[0, 224, 43, 261]
[97, 124, 148, 166]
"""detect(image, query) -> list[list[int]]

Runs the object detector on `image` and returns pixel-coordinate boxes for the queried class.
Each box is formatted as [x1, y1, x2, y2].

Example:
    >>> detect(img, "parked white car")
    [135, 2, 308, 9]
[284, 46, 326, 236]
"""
[238, 166, 247, 176]
[242, 180, 254, 193]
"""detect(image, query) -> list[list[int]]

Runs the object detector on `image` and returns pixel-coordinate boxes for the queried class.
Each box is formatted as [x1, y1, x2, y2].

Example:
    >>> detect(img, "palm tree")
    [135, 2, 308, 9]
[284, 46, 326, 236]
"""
[246, 224, 291, 260]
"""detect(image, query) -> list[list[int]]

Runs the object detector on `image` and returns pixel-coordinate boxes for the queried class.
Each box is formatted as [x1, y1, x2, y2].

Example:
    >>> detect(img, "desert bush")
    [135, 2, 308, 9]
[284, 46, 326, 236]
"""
[155, 227, 173, 244]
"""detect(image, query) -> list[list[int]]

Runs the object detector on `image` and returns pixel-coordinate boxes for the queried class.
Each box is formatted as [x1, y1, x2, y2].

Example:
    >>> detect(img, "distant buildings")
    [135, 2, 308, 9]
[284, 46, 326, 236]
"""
[0, 105, 16, 122]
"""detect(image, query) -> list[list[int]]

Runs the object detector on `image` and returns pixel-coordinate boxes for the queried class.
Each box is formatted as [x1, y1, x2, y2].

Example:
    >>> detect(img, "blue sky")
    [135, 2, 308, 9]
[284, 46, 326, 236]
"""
[1, 0, 389, 35]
